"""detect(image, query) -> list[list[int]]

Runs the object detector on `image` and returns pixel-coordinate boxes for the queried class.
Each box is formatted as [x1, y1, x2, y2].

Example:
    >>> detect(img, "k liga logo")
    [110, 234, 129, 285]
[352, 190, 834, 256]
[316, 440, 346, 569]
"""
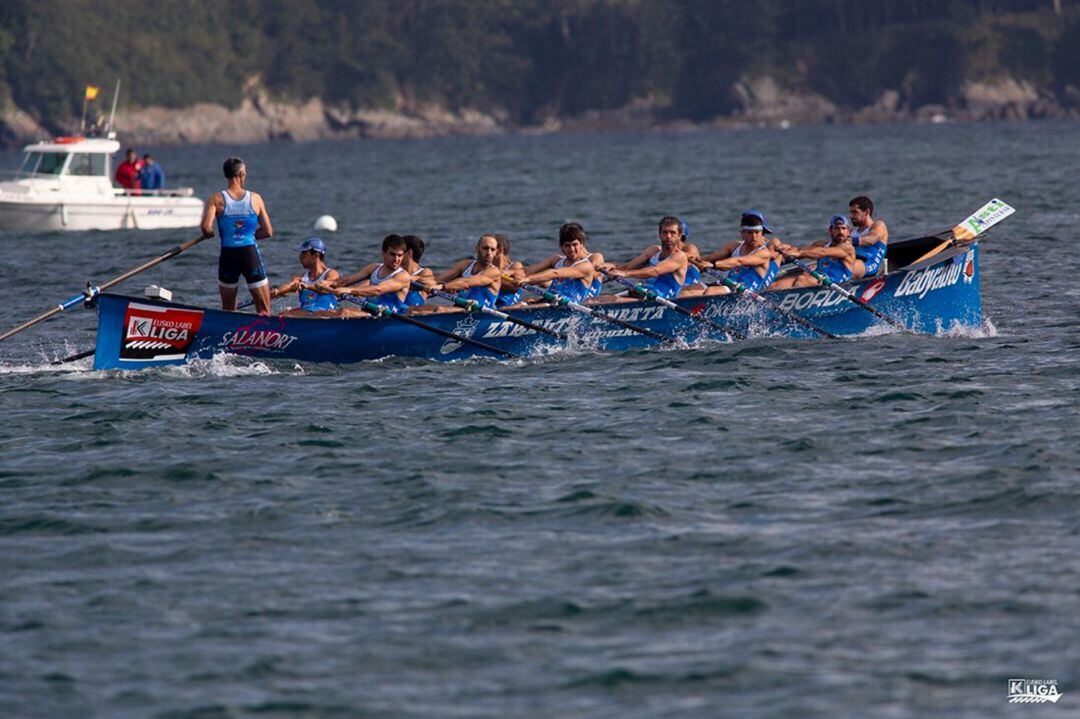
[1008, 678, 1062, 704]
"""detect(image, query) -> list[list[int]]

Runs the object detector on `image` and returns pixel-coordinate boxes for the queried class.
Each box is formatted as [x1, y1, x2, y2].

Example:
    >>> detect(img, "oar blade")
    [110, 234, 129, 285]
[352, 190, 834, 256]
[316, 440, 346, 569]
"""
[952, 198, 1015, 240]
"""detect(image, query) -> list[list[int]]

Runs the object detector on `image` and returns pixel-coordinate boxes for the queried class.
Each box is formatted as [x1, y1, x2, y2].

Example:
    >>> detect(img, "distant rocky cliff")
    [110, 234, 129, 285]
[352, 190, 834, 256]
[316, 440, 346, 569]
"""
[3, 76, 1077, 148]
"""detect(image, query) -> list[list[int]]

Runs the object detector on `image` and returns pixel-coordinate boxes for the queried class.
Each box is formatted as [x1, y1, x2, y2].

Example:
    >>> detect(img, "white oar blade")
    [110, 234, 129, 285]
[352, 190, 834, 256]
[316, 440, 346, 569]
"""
[953, 198, 1015, 241]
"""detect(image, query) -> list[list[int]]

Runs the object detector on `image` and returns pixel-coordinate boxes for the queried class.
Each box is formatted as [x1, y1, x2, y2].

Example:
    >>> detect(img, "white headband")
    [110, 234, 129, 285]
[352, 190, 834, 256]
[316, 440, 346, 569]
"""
[740, 225, 764, 232]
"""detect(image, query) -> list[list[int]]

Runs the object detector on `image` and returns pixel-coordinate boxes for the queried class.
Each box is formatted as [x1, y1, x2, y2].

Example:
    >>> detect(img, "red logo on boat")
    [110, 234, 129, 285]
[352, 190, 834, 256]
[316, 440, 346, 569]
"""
[120, 303, 204, 361]
[860, 278, 887, 302]
[963, 251, 975, 283]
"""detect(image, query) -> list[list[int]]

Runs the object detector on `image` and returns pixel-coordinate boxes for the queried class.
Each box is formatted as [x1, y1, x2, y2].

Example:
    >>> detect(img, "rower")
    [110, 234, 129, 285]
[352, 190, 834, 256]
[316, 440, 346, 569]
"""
[402, 234, 436, 308]
[269, 237, 341, 316]
[200, 156, 274, 314]
[602, 216, 688, 300]
[493, 234, 526, 307]
[424, 234, 504, 311]
[770, 215, 856, 290]
[848, 195, 889, 279]
[321, 234, 412, 315]
[677, 218, 707, 296]
[520, 223, 598, 303]
[698, 210, 780, 295]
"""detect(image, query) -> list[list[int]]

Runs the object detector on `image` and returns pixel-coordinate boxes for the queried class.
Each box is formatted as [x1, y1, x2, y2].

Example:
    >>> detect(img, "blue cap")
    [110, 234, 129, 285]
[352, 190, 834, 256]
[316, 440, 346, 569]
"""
[296, 237, 327, 255]
[740, 209, 773, 234]
[679, 218, 690, 238]
[828, 214, 851, 229]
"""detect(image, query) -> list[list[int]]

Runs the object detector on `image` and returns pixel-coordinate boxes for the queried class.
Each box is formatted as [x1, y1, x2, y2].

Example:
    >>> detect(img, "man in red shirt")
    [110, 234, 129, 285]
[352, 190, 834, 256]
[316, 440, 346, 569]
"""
[114, 148, 143, 193]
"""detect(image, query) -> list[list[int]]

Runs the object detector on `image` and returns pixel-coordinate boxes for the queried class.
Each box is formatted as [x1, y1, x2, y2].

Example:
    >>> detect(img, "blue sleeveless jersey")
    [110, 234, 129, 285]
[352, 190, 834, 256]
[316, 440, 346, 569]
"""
[461, 284, 498, 309]
[815, 257, 853, 284]
[551, 257, 593, 303]
[216, 191, 258, 248]
[853, 227, 886, 276]
[298, 269, 338, 312]
[404, 268, 428, 307]
[495, 288, 523, 307]
[684, 263, 702, 287]
[368, 265, 408, 313]
[728, 258, 779, 291]
[588, 277, 603, 298]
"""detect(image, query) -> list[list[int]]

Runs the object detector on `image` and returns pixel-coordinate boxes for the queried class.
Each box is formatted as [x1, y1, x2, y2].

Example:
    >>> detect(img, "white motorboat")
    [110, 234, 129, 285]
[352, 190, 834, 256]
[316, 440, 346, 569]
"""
[0, 136, 204, 231]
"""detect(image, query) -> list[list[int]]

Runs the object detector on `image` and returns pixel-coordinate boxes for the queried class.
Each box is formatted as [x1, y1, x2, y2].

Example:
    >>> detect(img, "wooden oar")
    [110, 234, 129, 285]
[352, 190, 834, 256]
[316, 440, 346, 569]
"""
[411, 282, 569, 340]
[338, 296, 518, 359]
[788, 258, 909, 332]
[512, 280, 677, 344]
[908, 198, 1015, 266]
[0, 233, 210, 343]
[602, 273, 747, 340]
[698, 267, 840, 339]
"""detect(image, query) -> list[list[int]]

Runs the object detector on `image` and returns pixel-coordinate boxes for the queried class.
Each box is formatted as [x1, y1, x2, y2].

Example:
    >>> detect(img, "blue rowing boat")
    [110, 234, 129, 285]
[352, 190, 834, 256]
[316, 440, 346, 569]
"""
[90, 235, 983, 370]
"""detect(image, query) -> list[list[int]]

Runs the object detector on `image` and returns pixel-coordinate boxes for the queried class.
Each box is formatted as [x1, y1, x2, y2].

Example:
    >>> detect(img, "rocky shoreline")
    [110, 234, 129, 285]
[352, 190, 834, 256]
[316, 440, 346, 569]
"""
[3, 76, 1078, 148]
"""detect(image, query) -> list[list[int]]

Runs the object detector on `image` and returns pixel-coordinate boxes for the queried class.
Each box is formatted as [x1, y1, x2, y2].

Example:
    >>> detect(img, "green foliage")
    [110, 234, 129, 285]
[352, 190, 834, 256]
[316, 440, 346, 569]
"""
[0, 0, 1071, 127]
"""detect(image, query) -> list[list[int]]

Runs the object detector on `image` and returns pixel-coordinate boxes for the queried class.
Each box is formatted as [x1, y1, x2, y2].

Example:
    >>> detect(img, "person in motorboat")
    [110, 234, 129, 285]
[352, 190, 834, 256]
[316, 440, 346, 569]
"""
[269, 237, 342, 316]
[412, 234, 504, 313]
[601, 216, 688, 300]
[519, 222, 599, 304]
[848, 195, 889, 279]
[493, 234, 526, 307]
[200, 156, 275, 315]
[115, 148, 143, 191]
[402, 235, 437, 309]
[695, 210, 781, 295]
[317, 234, 413, 316]
[769, 215, 857, 289]
[140, 154, 165, 191]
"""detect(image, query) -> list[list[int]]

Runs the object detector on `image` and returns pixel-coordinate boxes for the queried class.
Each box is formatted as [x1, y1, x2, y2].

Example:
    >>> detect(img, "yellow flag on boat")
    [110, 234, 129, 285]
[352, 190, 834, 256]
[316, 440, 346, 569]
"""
[85, 85, 99, 101]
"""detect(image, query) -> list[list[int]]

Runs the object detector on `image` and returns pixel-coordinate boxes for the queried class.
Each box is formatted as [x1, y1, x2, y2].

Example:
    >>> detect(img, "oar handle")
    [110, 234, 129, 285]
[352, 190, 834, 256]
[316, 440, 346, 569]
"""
[699, 267, 840, 339]
[604, 271, 745, 340]
[788, 258, 907, 332]
[339, 296, 517, 358]
[516, 281, 676, 344]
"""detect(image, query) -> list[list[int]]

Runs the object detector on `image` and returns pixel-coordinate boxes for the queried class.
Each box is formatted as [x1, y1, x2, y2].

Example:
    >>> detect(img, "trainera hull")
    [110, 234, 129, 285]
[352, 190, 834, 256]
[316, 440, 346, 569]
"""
[90, 243, 982, 370]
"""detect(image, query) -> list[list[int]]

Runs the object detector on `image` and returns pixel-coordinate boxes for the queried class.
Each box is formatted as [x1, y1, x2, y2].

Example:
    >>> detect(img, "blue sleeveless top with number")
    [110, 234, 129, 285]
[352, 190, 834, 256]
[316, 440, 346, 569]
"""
[368, 265, 408, 313]
[728, 246, 778, 291]
[460, 260, 498, 309]
[550, 257, 594, 303]
[298, 268, 339, 311]
[852, 225, 886, 276]
[217, 190, 259, 248]
[404, 267, 428, 307]
[815, 256, 853, 284]
[645, 249, 684, 299]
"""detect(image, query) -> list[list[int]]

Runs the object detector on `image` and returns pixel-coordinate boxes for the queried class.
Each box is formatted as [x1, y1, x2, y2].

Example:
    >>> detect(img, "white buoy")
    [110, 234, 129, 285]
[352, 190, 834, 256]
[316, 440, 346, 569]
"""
[313, 215, 338, 233]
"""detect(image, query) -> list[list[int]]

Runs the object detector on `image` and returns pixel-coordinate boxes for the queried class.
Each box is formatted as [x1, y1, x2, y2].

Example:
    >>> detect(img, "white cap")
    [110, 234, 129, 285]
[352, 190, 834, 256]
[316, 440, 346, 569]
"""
[313, 215, 338, 233]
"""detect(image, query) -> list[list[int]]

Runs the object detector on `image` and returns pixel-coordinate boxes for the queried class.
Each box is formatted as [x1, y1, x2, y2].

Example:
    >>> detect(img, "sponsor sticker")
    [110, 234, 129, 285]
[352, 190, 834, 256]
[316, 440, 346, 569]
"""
[440, 316, 480, 355]
[861, 278, 888, 302]
[121, 303, 204, 361]
[1008, 678, 1061, 704]
[221, 327, 299, 352]
[894, 260, 966, 299]
[962, 250, 975, 283]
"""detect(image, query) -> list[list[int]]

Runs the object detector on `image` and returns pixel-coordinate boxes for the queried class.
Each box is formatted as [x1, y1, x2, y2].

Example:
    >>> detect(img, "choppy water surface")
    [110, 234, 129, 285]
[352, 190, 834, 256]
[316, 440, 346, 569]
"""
[0, 122, 1077, 718]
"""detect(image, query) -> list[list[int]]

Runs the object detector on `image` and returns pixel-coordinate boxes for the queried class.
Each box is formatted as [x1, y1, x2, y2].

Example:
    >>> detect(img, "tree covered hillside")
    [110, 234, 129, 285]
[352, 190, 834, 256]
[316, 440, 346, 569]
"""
[1, 0, 1079, 129]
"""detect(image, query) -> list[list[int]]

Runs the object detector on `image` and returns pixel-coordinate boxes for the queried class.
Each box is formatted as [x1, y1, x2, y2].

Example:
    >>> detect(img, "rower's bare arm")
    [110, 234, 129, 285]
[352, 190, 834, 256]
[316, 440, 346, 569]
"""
[616, 246, 660, 271]
[700, 242, 738, 264]
[527, 262, 593, 283]
[858, 221, 888, 246]
[625, 252, 686, 278]
[713, 252, 769, 270]
[335, 263, 376, 288]
[199, 194, 221, 238]
[524, 254, 559, 275]
[270, 276, 302, 298]
[252, 192, 273, 240]
[436, 259, 471, 283]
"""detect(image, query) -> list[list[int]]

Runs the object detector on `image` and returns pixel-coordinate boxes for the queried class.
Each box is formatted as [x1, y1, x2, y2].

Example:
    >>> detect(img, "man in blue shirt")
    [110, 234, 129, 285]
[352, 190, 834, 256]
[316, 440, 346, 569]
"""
[140, 154, 165, 190]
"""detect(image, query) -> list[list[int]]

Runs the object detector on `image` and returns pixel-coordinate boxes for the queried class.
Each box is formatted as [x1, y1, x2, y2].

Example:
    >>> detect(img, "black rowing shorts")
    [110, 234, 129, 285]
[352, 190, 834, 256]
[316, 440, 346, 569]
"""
[218, 245, 268, 288]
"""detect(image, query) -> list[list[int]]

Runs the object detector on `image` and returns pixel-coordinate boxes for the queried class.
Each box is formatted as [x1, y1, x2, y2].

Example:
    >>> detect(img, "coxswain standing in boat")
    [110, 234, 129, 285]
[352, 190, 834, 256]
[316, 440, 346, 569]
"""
[520, 223, 598, 303]
[402, 235, 437, 309]
[602, 216, 688, 300]
[695, 210, 780, 295]
[320, 234, 413, 316]
[848, 195, 889, 279]
[769, 215, 857, 289]
[200, 156, 274, 314]
[268, 237, 341, 316]
[415, 234, 504, 313]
